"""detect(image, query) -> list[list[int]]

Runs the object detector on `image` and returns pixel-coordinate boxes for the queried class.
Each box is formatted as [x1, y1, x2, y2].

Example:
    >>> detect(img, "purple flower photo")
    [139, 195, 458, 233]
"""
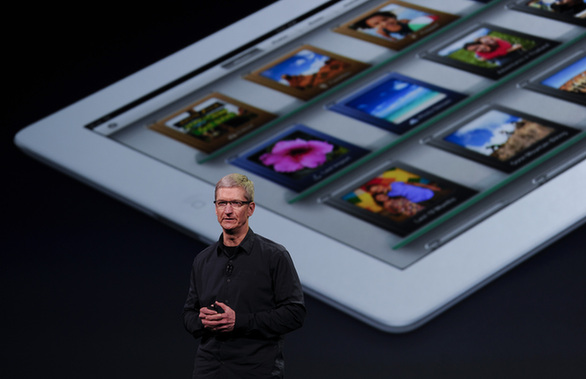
[259, 138, 334, 173]
[229, 124, 370, 193]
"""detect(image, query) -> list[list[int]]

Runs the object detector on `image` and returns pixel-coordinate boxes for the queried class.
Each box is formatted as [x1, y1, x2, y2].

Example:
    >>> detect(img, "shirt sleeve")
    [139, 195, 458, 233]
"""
[182, 260, 205, 338]
[234, 248, 306, 338]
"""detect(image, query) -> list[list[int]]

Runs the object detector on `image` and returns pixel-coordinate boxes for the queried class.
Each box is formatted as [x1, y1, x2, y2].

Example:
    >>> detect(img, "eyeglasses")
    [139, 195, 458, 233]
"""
[214, 200, 252, 208]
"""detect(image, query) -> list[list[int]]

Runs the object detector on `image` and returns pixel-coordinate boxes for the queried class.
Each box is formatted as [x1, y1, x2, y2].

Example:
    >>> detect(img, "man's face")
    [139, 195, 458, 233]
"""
[215, 187, 255, 234]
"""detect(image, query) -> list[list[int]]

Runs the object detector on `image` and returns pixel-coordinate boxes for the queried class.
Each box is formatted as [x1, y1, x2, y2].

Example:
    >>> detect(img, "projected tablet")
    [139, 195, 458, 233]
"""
[14, 0, 586, 332]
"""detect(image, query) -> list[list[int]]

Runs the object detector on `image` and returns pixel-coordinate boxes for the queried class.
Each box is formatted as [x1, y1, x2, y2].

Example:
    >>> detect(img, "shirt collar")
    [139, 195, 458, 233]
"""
[216, 228, 254, 256]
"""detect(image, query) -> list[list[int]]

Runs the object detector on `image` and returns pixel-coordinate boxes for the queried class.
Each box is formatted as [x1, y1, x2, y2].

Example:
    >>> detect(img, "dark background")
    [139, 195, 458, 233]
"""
[4, 1, 585, 378]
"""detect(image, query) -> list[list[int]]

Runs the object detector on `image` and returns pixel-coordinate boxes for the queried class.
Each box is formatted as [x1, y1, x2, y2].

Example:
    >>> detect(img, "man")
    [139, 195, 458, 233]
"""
[183, 173, 306, 378]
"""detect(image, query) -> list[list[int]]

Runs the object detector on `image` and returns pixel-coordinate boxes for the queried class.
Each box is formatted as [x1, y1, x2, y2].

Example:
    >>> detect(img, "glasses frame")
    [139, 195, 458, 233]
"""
[213, 200, 253, 208]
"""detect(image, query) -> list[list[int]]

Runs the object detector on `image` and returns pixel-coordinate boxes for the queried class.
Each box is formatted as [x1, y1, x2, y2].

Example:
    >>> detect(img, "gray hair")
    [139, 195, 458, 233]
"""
[215, 173, 255, 202]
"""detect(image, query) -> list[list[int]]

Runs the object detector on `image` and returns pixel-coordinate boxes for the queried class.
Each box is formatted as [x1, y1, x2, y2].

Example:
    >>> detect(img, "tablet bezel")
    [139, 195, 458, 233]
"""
[13, 0, 586, 332]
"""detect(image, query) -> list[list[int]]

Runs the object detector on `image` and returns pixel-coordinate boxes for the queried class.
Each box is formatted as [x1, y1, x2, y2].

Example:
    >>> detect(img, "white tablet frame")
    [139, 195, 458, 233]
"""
[14, 0, 586, 332]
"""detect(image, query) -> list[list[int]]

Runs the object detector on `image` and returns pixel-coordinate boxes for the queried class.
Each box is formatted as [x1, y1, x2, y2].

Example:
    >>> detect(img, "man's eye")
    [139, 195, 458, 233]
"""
[215, 200, 250, 207]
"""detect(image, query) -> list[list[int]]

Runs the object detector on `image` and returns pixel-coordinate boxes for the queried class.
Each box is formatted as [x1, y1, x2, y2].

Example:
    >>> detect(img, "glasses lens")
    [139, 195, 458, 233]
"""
[215, 201, 249, 208]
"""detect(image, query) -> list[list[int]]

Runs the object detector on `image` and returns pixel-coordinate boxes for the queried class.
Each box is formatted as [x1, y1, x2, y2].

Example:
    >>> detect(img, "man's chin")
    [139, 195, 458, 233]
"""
[221, 222, 238, 232]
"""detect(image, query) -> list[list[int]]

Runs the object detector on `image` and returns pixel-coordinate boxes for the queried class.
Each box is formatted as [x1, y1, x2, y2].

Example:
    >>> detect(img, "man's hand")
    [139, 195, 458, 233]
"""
[199, 302, 236, 332]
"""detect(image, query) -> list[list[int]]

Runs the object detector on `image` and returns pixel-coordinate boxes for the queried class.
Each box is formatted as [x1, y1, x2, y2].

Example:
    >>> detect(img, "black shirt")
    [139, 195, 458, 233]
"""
[183, 229, 306, 378]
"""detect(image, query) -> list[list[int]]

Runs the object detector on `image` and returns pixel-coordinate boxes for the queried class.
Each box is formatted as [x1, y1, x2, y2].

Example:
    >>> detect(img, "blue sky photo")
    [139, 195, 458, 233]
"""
[260, 49, 330, 86]
[444, 110, 522, 156]
[346, 78, 444, 123]
[541, 56, 586, 89]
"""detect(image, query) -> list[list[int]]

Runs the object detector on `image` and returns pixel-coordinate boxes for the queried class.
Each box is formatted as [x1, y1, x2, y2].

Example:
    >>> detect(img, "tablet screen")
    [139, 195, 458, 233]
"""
[84, 0, 586, 269]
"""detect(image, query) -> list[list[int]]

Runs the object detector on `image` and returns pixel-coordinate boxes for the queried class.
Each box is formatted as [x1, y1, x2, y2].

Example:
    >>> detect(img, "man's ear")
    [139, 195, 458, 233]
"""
[247, 202, 256, 217]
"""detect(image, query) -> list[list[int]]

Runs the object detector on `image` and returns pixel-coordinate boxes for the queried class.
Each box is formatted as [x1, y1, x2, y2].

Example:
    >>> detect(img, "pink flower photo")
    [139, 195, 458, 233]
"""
[230, 124, 369, 192]
[259, 138, 334, 173]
